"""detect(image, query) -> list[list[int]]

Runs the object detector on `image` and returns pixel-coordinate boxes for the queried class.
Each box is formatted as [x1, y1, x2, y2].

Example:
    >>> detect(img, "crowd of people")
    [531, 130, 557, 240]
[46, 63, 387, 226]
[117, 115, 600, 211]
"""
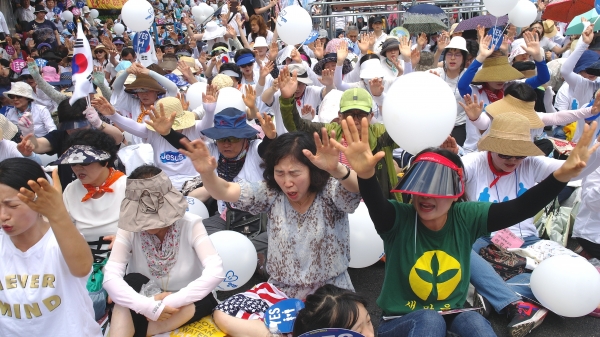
[0, 0, 600, 336]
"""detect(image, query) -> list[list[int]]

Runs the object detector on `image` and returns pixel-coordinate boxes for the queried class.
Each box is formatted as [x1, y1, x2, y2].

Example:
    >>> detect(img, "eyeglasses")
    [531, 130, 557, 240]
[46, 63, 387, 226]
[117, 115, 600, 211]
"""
[216, 136, 242, 143]
[240, 62, 254, 68]
[446, 52, 463, 59]
[69, 162, 91, 167]
[342, 111, 370, 119]
[497, 154, 527, 160]
[94, 50, 105, 54]
[7, 95, 26, 100]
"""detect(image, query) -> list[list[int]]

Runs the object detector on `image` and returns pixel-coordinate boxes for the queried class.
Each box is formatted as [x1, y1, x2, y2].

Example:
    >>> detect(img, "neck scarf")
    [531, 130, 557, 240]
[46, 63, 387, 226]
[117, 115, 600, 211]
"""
[481, 84, 504, 103]
[487, 151, 512, 188]
[216, 141, 249, 182]
[139, 222, 183, 280]
[81, 168, 125, 201]
[136, 104, 152, 123]
[385, 58, 398, 74]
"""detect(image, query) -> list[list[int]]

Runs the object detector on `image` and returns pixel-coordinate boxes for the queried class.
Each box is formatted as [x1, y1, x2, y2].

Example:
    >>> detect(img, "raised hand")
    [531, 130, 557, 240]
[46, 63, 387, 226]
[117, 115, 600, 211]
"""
[242, 85, 257, 110]
[156, 47, 164, 62]
[458, 94, 484, 121]
[337, 39, 348, 65]
[582, 19, 594, 45]
[440, 136, 459, 155]
[554, 121, 600, 182]
[411, 47, 421, 66]
[522, 30, 541, 60]
[91, 96, 116, 116]
[399, 36, 411, 61]
[17, 134, 34, 157]
[226, 24, 236, 38]
[202, 84, 218, 104]
[268, 40, 279, 62]
[83, 106, 103, 129]
[259, 60, 274, 79]
[301, 104, 315, 119]
[17, 112, 34, 136]
[290, 48, 302, 64]
[330, 117, 385, 179]
[314, 39, 324, 59]
[146, 103, 177, 135]
[437, 31, 450, 50]
[179, 138, 218, 175]
[199, 51, 208, 65]
[477, 35, 494, 61]
[303, 128, 340, 173]
[278, 66, 298, 99]
[417, 32, 427, 48]
[177, 92, 190, 111]
[256, 112, 276, 139]
[368, 77, 384, 97]
[476, 25, 485, 43]
[358, 32, 371, 54]
[318, 68, 334, 87]
[17, 169, 67, 221]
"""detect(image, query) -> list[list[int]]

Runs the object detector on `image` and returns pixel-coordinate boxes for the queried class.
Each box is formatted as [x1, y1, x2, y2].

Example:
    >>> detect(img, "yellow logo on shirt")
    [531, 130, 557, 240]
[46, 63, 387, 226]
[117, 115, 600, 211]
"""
[408, 250, 461, 301]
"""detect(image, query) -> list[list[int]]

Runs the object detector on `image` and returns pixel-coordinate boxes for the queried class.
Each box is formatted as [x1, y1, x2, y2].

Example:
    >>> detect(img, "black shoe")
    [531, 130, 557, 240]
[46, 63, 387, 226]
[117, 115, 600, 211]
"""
[507, 301, 548, 337]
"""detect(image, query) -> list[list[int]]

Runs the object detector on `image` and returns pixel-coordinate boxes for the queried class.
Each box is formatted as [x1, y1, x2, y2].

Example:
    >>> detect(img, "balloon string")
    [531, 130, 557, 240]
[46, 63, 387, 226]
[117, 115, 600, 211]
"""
[594, 16, 600, 25]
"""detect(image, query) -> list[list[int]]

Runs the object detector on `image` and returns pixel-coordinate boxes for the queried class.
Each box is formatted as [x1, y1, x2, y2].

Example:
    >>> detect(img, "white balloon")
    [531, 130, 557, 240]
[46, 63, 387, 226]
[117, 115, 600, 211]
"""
[531, 255, 600, 317]
[195, 14, 208, 24]
[183, 5, 190, 11]
[483, 0, 519, 17]
[61, 11, 73, 22]
[200, 3, 214, 16]
[185, 197, 209, 218]
[121, 0, 154, 32]
[90, 9, 99, 19]
[508, 0, 538, 28]
[210, 231, 257, 291]
[191, 5, 203, 17]
[215, 87, 247, 113]
[186, 82, 207, 110]
[113, 23, 125, 35]
[276, 5, 312, 46]
[382, 72, 456, 155]
[210, 4, 218, 11]
[348, 203, 384, 268]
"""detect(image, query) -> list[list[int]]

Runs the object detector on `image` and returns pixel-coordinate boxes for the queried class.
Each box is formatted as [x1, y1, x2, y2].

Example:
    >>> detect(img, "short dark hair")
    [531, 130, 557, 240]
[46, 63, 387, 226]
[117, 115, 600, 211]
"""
[64, 129, 118, 165]
[220, 63, 242, 79]
[261, 132, 330, 193]
[505, 82, 537, 102]
[465, 39, 479, 58]
[234, 48, 254, 61]
[359, 53, 380, 66]
[0, 158, 46, 192]
[129, 165, 162, 179]
[57, 97, 87, 123]
[121, 48, 136, 58]
[292, 284, 369, 337]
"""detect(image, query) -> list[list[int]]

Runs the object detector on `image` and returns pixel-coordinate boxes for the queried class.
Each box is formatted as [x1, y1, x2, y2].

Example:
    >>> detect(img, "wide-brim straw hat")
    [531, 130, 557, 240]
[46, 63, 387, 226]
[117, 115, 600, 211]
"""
[472, 56, 524, 84]
[485, 95, 545, 129]
[172, 56, 199, 76]
[3, 82, 35, 100]
[118, 171, 188, 232]
[124, 73, 166, 94]
[478, 112, 544, 157]
[146, 96, 196, 131]
[0, 115, 18, 140]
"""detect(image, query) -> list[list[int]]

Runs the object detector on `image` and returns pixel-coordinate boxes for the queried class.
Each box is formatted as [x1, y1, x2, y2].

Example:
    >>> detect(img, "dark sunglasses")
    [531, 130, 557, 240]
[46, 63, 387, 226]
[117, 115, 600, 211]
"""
[342, 111, 370, 119]
[216, 136, 242, 144]
[240, 62, 254, 68]
[7, 95, 26, 100]
[94, 50, 105, 54]
[497, 154, 527, 160]
[69, 162, 91, 167]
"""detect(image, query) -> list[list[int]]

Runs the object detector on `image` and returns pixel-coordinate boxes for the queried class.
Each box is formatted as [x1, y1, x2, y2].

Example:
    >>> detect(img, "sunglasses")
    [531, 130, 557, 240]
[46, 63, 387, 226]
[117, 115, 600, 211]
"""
[497, 154, 527, 160]
[7, 95, 26, 100]
[69, 162, 91, 167]
[94, 50, 105, 54]
[240, 62, 254, 68]
[216, 136, 242, 144]
[341, 111, 370, 119]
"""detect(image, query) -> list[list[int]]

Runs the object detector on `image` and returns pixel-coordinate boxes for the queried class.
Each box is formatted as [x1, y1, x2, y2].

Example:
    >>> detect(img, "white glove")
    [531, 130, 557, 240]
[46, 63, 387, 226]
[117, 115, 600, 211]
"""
[17, 112, 34, 136]
[84, 106, 103, 129]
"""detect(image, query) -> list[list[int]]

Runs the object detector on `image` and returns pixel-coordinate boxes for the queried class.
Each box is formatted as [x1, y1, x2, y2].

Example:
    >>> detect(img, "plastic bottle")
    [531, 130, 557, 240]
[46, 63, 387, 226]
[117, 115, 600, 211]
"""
[267, 322, 283, 337]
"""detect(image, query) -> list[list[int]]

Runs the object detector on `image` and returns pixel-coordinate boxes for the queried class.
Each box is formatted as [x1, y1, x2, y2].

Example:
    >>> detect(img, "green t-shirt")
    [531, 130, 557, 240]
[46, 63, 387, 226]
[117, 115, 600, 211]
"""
[377, 201, 491, 316]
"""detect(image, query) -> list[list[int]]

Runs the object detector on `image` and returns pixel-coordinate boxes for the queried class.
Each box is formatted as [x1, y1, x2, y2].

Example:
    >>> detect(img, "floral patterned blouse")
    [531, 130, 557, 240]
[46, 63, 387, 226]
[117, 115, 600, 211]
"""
[231, 178, 361, 299]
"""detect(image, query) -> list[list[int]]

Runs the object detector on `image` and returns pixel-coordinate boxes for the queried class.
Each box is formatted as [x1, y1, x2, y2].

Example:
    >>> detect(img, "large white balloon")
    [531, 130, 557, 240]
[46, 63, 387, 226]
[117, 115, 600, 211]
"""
[382, 72, 456, 155]
[191, 5, 203, 18]
[186, 82, 207, 110]
[276, 5, 312, 46]
[348, 203, 384, 268]
[90, 9, 99, 19]
[215, 87, 247, 113]
[210, 4, 218, 11]
[508, 0, 538, 28]
[200, 3, 214, 16]
[113, 23, 125, 36]
[530, 255, 600, 317]
[61, 11, 73, 22]
[483, 0, 519, 17]
[121, 0, 154, 32]
[185, 197, 209, 219]
[210, 231, 257, 291]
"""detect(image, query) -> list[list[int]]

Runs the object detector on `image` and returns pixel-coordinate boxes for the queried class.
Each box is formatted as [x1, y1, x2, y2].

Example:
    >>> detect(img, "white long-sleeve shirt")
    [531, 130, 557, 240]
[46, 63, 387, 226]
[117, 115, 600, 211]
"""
[573, 166, 600, 244]
[0, 11, 9, 34]
[6, 103, 56, 138]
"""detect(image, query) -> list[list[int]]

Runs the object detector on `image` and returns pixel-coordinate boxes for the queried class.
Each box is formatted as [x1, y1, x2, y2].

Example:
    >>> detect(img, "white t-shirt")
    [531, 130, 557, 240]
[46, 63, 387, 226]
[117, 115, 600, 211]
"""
[63, 175, 126, 246]
[269, 86, 324, 134]
[372, 32, 388, 55]
[0, 140, 23, 161]
[462, 151, 562, 238]
[0, 229, 102, 337]
[247, 30, 274, 45]
[6, 104, 56, 138]
[225, 6, 247, 36]
[573, 166, 600, 244]
[430, 67, 467, 126]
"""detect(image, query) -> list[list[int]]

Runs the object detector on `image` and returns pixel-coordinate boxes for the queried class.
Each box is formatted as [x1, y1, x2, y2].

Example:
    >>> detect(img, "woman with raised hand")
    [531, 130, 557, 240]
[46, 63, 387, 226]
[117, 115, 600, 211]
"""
[179, 128, 362, 337]
[0, 159, 100, 336]
[332, 115, 598, 337]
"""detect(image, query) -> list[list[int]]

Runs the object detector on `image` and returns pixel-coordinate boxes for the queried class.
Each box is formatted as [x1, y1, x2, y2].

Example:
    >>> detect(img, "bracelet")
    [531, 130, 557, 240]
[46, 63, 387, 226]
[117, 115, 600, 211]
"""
[98, 122, 106, 131]
[338, 164, 351, 181]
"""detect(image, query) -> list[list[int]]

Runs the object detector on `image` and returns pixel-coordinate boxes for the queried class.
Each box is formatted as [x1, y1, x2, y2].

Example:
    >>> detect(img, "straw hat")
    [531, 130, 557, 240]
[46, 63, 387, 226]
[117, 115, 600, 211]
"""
[0, 114, 18, 140]
[485, 95, 544, 129]
[472, 56, 524, 84]
[124, 73, 166, 94]
[3, 82, 35, 101]
[478, 112, 544, 157]
[543, 20, 557, 38]
[146, 97, 196, 131]
[172, 56, 199, 76]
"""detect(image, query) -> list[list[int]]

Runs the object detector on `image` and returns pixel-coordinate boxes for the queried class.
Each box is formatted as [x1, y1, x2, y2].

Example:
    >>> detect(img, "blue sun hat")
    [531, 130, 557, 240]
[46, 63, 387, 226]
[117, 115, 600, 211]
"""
[201, 108, 259, 140]
[165, 73, 189, 87]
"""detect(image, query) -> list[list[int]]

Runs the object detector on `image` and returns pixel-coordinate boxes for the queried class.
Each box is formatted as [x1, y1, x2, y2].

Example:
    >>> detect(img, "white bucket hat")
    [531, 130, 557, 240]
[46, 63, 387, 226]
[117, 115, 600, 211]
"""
[253, 36, 268, 48]
[360, 59, 385, 79]
[277, 45, 295, 65]
[202, 21, 226, 41]
[445, 36, 468, 52]
[287, 63, 313, 85]
[3, 82, 35, 101]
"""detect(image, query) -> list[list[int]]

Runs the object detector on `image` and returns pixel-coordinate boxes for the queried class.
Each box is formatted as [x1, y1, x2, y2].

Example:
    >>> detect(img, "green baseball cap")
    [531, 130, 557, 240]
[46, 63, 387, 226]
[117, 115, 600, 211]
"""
[339, 88, 373, 113]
